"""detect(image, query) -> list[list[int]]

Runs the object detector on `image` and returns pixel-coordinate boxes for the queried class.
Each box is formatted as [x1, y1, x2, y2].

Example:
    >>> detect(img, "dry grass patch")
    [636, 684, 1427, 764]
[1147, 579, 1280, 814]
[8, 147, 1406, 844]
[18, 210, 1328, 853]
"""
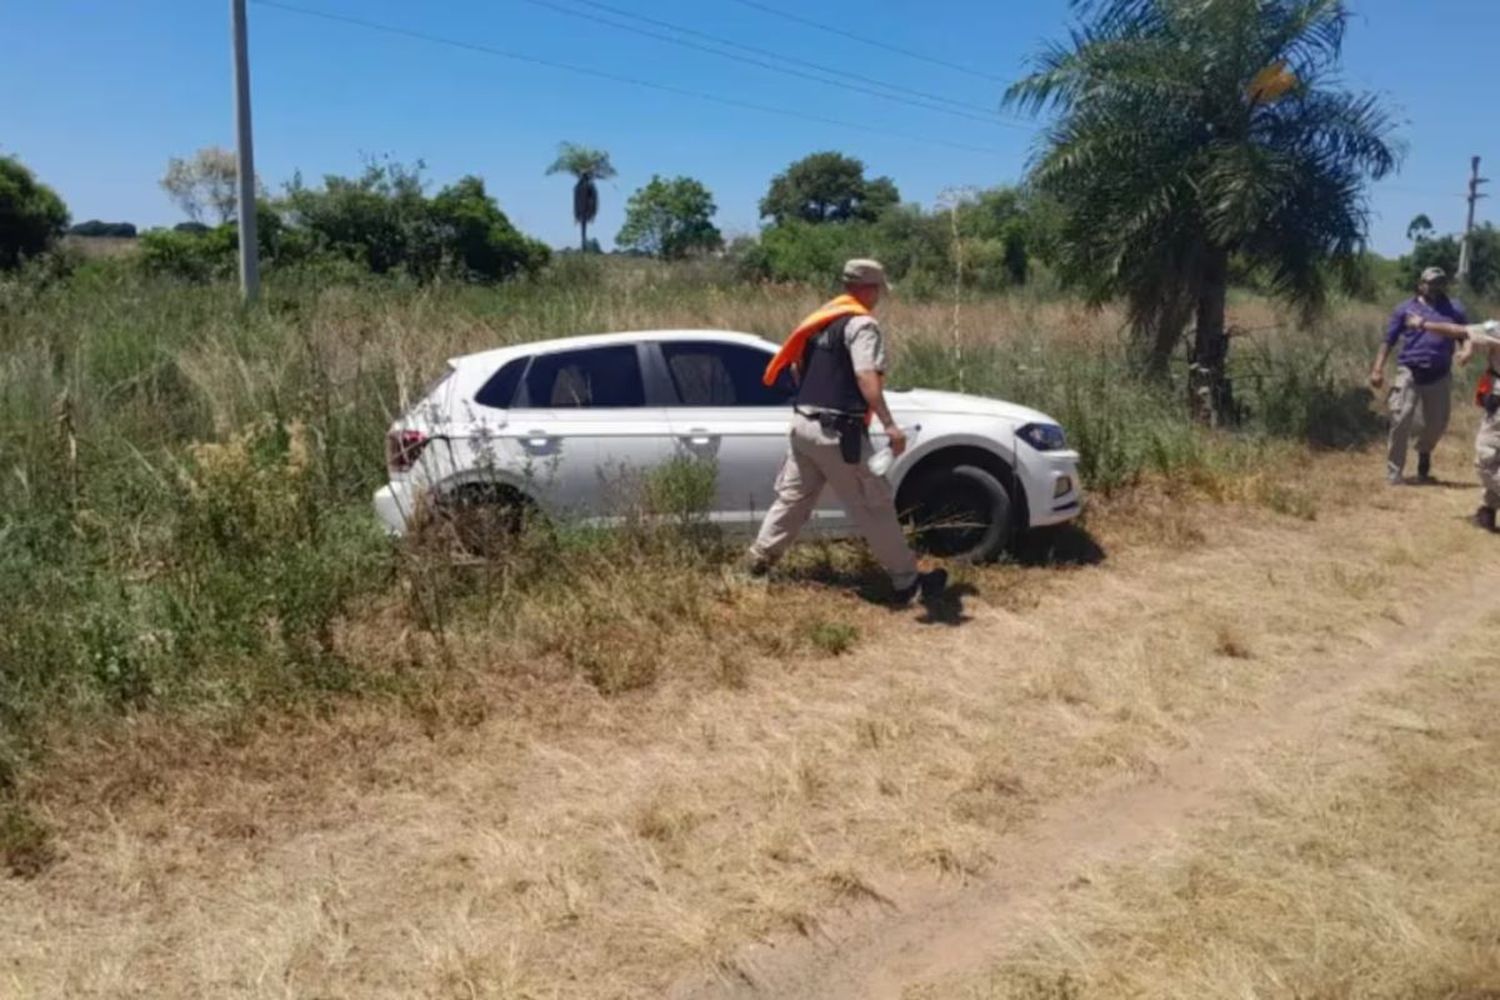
[935, 619, 1500, 1000]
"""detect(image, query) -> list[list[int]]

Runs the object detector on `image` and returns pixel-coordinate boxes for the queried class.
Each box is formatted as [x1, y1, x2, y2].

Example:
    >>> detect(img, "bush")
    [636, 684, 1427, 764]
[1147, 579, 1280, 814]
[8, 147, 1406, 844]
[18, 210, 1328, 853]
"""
[68, 220, 137, 238]
[0, 156, 69, 270]
[744, 220, 874, 285]
[739, 189, 1034, 296]
[138, 225, 238, 281]
[139, 204, 317, 281]
[283, 161, 549, 283]
[429, 175, 551, 281]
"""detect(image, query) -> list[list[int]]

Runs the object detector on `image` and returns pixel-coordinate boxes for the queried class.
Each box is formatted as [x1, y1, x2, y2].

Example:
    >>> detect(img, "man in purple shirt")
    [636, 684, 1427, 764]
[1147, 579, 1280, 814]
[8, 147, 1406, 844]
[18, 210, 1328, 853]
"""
[1369, 266, 1472, 484]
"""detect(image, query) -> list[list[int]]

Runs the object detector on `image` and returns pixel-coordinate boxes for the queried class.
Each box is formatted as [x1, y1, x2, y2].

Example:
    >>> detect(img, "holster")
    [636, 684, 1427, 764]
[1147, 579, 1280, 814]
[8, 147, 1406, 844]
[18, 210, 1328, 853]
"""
[809, 411, 867, 464]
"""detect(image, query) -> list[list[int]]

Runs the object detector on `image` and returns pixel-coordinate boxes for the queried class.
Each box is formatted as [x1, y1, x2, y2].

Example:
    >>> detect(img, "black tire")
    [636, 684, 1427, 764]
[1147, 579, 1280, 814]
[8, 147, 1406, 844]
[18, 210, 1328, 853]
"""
[903, 463, 1014, 563]
[431, 483, 537, 557]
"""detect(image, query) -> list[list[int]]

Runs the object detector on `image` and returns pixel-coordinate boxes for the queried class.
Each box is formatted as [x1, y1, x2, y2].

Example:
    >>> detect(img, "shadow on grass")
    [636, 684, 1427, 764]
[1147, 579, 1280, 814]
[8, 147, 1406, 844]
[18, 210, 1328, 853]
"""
[916, 582, 978, 628]
[783, 556, 979, 625]
[1406, 478, 1478, 491]
[1008, 523, 1108, 568]
[1306, 387, 1388, 450]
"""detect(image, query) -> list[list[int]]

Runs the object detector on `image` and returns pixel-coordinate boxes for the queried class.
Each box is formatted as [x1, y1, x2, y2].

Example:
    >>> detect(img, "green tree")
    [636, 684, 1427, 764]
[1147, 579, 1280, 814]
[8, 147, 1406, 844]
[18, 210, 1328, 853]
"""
[545, 142, 616, 252]
[0, 156, 70, 270]
[759, 152, 900, 226]
[1006, 0, 1398, 422]
[283, 159, 431, 275]
[1401, 225, 1498, 296]
[430, 175, 551, 280]
[616, 175, 723, 260]
[1405, 213, 1434, 245]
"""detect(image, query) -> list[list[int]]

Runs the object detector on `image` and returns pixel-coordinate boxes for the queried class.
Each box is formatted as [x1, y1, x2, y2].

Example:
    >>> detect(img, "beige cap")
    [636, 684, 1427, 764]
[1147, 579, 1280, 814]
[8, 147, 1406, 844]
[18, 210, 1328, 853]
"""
[841, 258, 889, 287]
[1420, 265, 1448, 283]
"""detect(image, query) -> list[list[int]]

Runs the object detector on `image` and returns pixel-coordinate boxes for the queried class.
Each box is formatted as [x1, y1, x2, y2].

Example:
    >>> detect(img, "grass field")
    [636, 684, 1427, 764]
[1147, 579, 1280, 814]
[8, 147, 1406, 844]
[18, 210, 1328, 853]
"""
[0, 257, 1400, 823]
[5, 256, 1494, 1000]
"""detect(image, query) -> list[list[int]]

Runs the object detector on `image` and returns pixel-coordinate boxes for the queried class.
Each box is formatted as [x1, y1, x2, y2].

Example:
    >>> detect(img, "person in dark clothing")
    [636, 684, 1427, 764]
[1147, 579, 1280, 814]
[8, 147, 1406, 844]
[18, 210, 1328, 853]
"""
[1369, 266, 1473, 484]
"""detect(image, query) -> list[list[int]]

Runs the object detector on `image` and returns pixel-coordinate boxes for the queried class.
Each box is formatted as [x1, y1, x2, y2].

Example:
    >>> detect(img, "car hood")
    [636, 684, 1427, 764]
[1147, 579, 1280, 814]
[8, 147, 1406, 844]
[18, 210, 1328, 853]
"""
[889, 388, 1057, 426]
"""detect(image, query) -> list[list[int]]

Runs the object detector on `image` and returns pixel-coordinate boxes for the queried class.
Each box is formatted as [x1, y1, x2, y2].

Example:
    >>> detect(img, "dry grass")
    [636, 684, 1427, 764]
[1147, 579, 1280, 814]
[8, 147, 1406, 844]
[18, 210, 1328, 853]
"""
[938, 611, 1500, 1000]
[2, 441, 1491, 999]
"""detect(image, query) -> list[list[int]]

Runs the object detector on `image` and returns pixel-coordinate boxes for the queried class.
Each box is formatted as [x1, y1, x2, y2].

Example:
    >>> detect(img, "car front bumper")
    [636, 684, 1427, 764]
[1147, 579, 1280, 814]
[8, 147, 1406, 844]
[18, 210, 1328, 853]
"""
[1021, 449, 1084, 528]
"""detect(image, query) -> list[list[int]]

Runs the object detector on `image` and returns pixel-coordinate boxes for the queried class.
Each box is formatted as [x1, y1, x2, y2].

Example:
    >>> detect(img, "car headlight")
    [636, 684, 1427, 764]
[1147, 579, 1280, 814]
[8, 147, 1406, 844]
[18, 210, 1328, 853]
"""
[1016, 422, 1067, 452]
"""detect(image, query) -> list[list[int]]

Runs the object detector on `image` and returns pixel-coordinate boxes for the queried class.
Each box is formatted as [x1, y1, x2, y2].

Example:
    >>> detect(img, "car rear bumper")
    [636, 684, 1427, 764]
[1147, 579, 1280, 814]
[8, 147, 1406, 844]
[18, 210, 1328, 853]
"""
[374, 482, 419, 537]
[1022, 450, 1084, 528]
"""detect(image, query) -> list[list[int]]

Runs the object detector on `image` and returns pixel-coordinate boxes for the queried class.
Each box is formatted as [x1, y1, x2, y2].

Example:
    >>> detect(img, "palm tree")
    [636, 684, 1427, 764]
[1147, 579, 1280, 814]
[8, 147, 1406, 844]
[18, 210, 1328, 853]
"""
[546, 142, 616, 252]
[1005, 0, 1398, 423]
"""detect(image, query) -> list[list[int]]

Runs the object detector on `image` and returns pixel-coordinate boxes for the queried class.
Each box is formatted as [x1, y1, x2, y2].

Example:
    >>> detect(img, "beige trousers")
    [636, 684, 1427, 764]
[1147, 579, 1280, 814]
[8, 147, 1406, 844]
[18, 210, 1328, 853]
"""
[749, 413, 919, 589]
[1386, 367, 1452, 478]
[1477, 409, 1500, 510]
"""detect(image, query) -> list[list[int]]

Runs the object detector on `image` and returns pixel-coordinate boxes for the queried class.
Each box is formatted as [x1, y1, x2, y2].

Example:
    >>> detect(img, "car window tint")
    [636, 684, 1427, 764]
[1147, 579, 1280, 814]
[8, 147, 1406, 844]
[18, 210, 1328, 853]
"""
[523, 345, 644, 408]
[661, 342, 791, 406]
[474, 357, 528, 409]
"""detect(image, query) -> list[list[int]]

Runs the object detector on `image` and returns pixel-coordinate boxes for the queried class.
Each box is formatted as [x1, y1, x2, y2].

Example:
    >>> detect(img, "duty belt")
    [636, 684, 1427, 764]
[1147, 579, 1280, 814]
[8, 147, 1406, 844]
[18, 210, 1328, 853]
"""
[794, 407, 867, 464]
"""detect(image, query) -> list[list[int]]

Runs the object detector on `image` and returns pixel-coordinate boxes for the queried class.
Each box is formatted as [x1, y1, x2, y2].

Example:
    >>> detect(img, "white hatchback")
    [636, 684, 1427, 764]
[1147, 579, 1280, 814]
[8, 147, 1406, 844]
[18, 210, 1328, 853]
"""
[374, 330, 1083, 561]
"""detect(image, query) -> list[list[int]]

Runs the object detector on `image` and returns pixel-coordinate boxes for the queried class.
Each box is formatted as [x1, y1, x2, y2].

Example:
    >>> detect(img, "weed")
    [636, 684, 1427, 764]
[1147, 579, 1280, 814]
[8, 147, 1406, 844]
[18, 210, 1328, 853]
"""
[1214, 624, 1256, 660]
[806, 620, 859, 656]
[0, 802, 55, 878]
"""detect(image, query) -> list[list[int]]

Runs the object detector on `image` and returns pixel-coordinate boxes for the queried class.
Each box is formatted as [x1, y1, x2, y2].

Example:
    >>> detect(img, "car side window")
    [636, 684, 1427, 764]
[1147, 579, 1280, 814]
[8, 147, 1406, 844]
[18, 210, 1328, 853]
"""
[474, 357, 528, 409]
[661, 342, 793, 407]
[521, 345, 645, 408]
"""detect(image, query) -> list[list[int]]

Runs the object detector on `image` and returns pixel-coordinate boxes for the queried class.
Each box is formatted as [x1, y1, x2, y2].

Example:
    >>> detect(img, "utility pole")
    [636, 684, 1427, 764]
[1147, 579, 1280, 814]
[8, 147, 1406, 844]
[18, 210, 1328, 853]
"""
[231, 0, 260, 302]
[1457, 155, 1488, 287]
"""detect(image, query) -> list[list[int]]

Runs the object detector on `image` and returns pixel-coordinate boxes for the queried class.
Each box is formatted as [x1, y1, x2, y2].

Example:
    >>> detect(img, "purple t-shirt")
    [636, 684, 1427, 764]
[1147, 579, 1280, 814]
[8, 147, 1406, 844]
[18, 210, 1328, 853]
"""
[1385, 296, 1468, 381]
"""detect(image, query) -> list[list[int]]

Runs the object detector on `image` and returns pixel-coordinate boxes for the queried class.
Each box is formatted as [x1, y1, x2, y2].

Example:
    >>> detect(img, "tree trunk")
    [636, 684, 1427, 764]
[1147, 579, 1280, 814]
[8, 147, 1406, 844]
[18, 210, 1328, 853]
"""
[1189, 248, 1233, 425]
[580, 218, 588, 253]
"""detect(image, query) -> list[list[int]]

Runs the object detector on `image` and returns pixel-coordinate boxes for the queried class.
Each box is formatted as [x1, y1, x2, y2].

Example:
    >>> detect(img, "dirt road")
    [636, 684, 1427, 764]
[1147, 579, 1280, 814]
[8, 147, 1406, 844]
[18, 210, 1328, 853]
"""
[5, 451, 1498, 998]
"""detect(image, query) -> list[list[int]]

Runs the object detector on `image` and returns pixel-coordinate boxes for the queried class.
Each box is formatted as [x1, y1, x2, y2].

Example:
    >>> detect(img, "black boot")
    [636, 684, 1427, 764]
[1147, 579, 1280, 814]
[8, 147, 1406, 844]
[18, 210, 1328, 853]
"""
[1474, 506, 1497, 533]
[1416, 453, 1433, 483]
[893, 569, 949, 607]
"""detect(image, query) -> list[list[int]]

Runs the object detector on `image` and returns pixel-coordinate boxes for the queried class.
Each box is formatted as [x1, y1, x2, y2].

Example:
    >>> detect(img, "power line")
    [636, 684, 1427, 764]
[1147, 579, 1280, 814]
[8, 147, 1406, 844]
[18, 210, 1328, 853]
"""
[514, 0, 1002, 126]
[724, 0, 1009, 85]
[249, 0, 1014, 156]
[537, 0, 1022, 125]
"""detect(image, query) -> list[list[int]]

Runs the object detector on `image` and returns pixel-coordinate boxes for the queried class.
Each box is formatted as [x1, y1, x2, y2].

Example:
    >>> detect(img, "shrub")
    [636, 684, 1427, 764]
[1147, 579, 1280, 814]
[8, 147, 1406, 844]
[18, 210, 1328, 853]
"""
[68, 220, 137, 238]
[283, 161, 549, 283]
[138, 204, 314, 281]
[0, 156, 70, 270]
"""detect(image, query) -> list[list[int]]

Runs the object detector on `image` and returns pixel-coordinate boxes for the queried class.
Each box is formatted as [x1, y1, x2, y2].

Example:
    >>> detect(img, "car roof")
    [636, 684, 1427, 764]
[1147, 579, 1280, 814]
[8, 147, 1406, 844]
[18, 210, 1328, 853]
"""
[450, 329, 777, 371]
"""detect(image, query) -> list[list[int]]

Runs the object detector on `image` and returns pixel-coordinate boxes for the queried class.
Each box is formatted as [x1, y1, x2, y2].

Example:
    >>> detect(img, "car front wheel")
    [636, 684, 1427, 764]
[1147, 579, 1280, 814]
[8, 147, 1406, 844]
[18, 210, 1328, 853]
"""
[903, 463, 1014, 563]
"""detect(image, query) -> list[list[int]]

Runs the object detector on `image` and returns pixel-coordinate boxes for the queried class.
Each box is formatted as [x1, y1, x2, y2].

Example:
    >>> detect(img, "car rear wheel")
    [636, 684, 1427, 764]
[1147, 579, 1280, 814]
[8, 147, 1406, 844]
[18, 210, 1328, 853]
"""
[430, 483, 538, 557]
[903, 463, 1014, 563]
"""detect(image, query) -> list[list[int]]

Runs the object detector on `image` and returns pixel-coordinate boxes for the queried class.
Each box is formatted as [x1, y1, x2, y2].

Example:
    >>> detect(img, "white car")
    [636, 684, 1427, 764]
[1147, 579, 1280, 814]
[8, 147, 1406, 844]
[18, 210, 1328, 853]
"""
[374, 330, 1083, 562]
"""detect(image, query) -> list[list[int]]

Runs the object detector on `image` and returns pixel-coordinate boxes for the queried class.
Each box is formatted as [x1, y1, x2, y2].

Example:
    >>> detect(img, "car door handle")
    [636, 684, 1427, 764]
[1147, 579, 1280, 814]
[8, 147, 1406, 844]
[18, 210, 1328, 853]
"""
[522, 429, 554, 449]
[681, 428, 717, 447]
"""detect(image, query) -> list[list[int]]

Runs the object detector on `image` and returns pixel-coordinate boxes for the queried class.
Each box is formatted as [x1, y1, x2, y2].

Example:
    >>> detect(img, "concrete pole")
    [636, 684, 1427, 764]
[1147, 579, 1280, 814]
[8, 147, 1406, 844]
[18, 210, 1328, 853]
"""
[232, 0, 260, 302]
[1458, 156, 1488, 287]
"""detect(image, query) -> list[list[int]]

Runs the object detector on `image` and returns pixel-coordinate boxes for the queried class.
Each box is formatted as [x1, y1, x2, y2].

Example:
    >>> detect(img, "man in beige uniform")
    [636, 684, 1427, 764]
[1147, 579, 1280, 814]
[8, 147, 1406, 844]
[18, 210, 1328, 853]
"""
[1478, 339, 1500, 531]
[746, 259, 947, 604]
[1404, 314, 1500, 530]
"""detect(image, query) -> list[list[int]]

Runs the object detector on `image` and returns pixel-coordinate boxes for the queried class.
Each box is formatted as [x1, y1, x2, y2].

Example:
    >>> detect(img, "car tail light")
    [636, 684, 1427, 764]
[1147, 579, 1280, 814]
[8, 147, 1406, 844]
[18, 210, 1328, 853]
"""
[386, 429, 430, 473]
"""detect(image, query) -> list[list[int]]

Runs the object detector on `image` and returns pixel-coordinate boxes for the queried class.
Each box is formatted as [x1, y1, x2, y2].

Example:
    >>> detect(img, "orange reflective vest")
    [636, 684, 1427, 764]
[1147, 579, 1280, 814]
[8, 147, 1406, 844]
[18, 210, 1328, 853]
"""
[762, 294, 870, 388]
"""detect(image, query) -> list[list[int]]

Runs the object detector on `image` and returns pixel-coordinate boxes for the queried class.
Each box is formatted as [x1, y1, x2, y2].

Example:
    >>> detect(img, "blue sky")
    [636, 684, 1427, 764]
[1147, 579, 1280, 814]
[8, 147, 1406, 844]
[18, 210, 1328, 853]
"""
[4, 0, 1494, 256]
